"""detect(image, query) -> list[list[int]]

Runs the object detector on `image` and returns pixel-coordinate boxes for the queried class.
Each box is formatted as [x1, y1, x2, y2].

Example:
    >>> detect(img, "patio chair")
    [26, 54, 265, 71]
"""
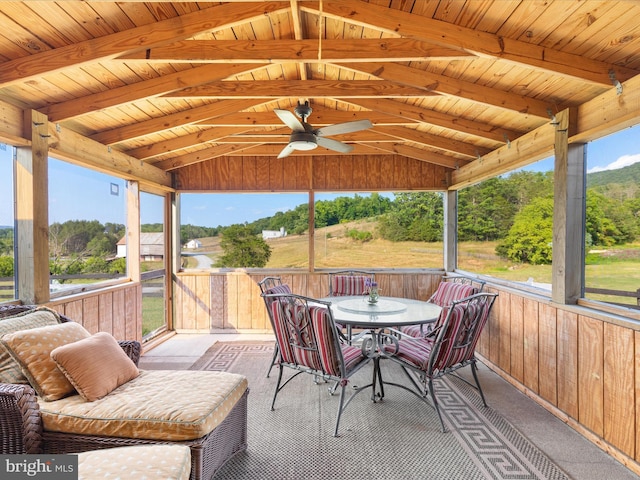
[383, 292, 498, 432]
[399, 274, 485, 339]
[262, 292, 370, 436]
[258, 276, 292, 378]
[328, 270, 376, 342]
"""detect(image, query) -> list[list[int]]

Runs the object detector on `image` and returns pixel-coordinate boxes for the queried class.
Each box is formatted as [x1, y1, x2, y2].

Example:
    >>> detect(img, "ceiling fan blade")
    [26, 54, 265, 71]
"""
[315, 119, 373, 137]
[316, 136, 354, 153]
[277, 143, 297, 159]
[274, 109, 304, 132]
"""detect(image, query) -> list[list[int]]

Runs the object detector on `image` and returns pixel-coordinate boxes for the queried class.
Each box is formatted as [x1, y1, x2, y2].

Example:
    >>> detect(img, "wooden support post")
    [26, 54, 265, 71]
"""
[308, 191, 315, 272]
[126, 180, 141, 282]
[552, 108, 584, 305]
[443, 190, 457, 272]
[16, 110, 50, 304]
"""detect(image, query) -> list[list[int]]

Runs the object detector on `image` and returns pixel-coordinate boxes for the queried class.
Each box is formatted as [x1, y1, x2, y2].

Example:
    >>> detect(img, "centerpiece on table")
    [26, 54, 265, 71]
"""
[365, 278, 379, 304]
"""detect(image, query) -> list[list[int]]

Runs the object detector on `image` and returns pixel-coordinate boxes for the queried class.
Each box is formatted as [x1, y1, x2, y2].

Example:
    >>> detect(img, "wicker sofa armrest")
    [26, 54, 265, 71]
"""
[0, 383, 43, 454]
[118, 340, 141, 366]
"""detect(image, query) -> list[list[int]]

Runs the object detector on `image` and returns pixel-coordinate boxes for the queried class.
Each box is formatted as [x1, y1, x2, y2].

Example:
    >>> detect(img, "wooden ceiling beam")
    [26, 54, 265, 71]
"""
[0, 2, 289, 87]
[451, 72, 640, 189]
[118, 39, 473, 63]
[316, 0, 640, 86]
[91, 99, 271, 145]
[126, 126, 257, 160]
[360, 142, 466, 169]
[194, 108, 409, 128]
[339, 62, 554, 119]
[373, 126, 492, 158]
[346, 98, 522, 144]
[164, 80, 437, 99]
[223, 143, 383, 157]
[43, 64, 263, 122]
[48, 123, 172, 189]
[154, 143, 262, 171]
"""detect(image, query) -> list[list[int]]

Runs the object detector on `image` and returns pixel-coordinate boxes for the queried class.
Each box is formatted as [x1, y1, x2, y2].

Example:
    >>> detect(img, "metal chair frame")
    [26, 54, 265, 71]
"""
[262, 292, 370, 436]
[258, 276, 288, 378]
[384, 292, 498, 432]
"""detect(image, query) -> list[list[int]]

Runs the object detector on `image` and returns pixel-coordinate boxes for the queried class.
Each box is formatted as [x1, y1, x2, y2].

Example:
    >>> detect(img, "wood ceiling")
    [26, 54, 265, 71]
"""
[0, 0, 639, 190]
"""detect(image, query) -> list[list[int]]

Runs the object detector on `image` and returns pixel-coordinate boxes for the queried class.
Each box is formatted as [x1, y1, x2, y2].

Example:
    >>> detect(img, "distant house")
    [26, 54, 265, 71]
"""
[116, 232, 164, 261]
[262, 227, 287, 240]
[185, 239, 202, 249]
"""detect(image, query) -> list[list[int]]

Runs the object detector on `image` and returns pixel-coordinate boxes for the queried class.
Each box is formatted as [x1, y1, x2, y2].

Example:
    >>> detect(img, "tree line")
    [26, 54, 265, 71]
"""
[231, 166, 640, 266]
[1, 163, 638, 274]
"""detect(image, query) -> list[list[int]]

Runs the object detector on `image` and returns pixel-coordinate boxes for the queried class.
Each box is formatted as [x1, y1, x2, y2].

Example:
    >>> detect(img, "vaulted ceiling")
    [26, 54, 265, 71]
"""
[0, 0, 639, 190]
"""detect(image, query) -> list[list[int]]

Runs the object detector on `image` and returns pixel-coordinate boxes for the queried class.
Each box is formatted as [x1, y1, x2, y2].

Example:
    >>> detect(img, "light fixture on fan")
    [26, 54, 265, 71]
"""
[288, 132, 317, 151]
[274, 101, 372, 158]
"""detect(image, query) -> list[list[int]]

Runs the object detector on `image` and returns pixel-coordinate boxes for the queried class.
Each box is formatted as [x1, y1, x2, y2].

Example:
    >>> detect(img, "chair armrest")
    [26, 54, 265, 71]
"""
[118, 340, 141, 366]
[0, 383, 43, 454]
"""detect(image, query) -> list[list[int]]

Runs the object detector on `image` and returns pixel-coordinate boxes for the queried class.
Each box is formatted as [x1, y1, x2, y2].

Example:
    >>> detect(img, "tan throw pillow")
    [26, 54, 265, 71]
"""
[51, 332, 139, 402]
[0, 307, 61, 384]
[1, 322, 90, 401]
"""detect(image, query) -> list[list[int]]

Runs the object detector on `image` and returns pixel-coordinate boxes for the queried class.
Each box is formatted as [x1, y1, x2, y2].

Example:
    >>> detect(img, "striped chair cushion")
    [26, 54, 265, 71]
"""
[269, 298, 296, 364]
[330, 275, 369, 296]
[311, 306, 364, 376]
[267, 284, 292, 295]
[432, 303, 485, 371]
[384, 336, 434, 371]
[429, 281, 476, 307]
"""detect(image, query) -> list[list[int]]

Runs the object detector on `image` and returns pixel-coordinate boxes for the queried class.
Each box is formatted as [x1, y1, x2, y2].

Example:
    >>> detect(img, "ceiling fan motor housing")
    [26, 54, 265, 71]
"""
[289, 131, 318, 150]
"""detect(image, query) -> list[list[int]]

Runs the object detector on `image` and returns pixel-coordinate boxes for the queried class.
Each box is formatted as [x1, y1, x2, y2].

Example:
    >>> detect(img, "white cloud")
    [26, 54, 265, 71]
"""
[588, 153, 640, 173]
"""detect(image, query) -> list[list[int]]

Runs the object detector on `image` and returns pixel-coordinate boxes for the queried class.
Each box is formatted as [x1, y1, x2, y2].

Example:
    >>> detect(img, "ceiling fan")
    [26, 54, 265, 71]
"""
[274, 102, 373, 159]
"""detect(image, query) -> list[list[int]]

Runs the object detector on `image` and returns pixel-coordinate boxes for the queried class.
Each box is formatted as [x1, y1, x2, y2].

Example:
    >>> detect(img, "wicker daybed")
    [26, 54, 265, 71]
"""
[0, 305, 248, 480]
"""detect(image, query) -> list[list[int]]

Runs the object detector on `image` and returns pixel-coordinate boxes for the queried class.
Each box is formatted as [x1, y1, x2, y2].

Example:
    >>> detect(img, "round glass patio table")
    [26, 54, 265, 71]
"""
[320, 295, 441, 330]
[320, 296, 441, 402]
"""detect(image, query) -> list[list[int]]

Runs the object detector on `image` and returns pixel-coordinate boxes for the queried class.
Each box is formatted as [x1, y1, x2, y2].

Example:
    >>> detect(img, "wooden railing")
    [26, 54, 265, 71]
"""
[585, 286, 640, 309]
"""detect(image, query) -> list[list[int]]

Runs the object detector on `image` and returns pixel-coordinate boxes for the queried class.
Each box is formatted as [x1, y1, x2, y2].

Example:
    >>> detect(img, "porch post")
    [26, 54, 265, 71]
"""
[126, 180, 140, 282]
[309, 190, 315, 272]
[443, 190, 457, 272]
[552, 108, 585, 304]
[15, 110, 50, 304]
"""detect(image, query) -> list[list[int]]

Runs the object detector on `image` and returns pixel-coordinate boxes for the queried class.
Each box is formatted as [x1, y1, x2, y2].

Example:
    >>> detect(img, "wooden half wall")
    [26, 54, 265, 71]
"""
[172, 271, 444, 332]
[174, 154, 449, 191]
[173, 270, 640, 474]
[45, 283, 142, 343]
[477, 284, 640, 475]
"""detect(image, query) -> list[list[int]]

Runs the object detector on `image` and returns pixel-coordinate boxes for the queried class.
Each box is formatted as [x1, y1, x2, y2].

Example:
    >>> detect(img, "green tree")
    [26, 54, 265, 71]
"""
[0, 255, 13, 277]
[214, 225, 271, 268]
[108, 257, 127, 274]
[496, 197, 554, 264]
[377, 192, 443, 242]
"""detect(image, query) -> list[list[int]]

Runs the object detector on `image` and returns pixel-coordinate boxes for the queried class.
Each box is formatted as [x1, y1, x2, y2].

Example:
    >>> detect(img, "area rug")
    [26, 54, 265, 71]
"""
[190, 342, 569, 480]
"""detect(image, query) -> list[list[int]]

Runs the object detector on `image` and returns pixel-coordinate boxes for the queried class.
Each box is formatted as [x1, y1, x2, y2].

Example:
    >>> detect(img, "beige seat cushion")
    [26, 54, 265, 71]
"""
[51, 332, 139, 401]
[39, 369, 248, 441]
[77, 445, 191, 480]
[0, 307, 61, 384]
[1, 322, 91, 400]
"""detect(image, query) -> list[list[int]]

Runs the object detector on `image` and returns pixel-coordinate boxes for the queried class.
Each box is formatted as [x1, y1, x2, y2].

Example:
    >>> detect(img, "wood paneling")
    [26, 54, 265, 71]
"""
[172, 271, 444, 333]
[510, 295, 524, 383]
[47, 283, 141, 342]
[579, 315, 604, 436]
[477, 286, 640, 474]
[175, 154, 448, 191]
[538, 303, 558, 406]
[522, 297, 540, 393]
[557, 309, 578, 419]
[604, 322, 635, 457]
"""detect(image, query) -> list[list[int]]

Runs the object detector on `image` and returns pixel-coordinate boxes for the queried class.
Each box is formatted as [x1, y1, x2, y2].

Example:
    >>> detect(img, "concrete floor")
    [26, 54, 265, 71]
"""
[140, 333, 640, 480]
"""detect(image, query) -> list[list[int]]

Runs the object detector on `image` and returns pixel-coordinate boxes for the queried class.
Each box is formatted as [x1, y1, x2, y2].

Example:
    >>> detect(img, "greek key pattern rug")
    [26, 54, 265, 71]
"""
[190, 342, 569, 480]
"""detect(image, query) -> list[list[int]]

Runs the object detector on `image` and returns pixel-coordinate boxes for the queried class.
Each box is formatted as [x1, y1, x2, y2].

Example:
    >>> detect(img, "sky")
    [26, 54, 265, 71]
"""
[1, 124, 639, 228]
